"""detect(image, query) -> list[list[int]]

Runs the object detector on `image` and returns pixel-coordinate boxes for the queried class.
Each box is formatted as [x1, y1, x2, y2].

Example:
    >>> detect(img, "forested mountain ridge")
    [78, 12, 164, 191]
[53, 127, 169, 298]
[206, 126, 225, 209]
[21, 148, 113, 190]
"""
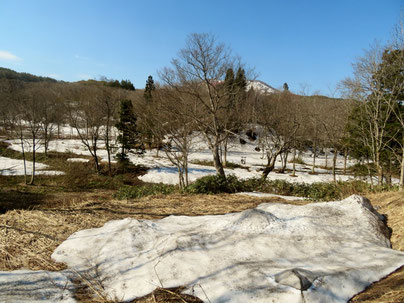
[0, 67, 58, 83]
[0, 67, 136, 91]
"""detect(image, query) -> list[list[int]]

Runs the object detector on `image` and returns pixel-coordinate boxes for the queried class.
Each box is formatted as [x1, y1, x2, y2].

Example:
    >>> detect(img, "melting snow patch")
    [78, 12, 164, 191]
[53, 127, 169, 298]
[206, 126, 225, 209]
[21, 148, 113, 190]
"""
[49, 195, 404, 302]
[236, 191, 306, 200]
[66, 158, 90, 163]
[0, 156, 63, 176]
[0, 270, 75, 302]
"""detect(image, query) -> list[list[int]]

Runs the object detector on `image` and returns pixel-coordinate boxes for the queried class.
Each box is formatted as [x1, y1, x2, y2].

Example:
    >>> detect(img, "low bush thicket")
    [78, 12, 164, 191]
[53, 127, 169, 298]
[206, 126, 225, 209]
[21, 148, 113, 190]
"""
[349, 162, 376, 177]
[185, 174, 243, 194]
[183, 175, 397, 200]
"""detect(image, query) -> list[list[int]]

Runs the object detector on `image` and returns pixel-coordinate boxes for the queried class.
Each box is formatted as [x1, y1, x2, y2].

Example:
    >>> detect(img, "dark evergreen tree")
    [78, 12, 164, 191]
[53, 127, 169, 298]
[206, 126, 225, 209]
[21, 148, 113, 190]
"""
[144, 75, 156, 101]
[107, 79, 135, 90]
[234, 68, 247, 91]
[224, 68, 235, 104]
[224, 68, 235, 87]
[120, 79, 135, 91]
[376, 49, 404, 101]
[283, 82, 289, 91]
[375, 49, 404, 184]
[142, 76, 157, 148]
[234, 68, 247, 107]
[115, 100, 144, 166]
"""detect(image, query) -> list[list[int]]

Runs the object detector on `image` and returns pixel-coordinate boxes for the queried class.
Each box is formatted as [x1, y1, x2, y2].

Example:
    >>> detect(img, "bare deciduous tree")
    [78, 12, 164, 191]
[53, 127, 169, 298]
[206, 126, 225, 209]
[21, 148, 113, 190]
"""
[67, 84, 105, 174]
[147, 88, 196, 189]
[159, 33, 250, 178]
[256, 93, 300, 179]
[98, 86, 123, 175]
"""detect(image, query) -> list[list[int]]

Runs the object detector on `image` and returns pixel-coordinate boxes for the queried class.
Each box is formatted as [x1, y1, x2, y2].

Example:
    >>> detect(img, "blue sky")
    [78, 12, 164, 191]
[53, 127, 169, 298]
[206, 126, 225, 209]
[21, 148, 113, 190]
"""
[0, 0, 402, 94]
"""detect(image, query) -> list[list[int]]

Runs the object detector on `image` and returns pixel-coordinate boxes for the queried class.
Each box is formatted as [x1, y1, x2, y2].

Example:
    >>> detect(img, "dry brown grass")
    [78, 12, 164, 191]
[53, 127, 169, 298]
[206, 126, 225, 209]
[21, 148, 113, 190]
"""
[1, 190, 402, 302]
[0, 192, 300, 271]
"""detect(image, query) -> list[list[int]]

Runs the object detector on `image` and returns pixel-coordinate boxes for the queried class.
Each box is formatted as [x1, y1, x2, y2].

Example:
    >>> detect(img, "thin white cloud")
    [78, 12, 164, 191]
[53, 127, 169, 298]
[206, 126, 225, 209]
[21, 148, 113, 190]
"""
[0, 50, 22, 61]
[74, 54, 91, 61]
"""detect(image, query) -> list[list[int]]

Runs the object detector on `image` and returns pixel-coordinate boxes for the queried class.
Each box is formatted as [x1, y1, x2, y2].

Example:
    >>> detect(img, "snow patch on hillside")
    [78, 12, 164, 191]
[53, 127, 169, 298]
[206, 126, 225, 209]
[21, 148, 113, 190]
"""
[246, 80, 278, 94]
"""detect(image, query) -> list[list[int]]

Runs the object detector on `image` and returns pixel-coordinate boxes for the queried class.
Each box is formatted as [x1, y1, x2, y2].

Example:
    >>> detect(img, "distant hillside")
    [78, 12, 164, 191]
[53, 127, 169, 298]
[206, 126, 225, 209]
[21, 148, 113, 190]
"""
[0, 67, 58, 83]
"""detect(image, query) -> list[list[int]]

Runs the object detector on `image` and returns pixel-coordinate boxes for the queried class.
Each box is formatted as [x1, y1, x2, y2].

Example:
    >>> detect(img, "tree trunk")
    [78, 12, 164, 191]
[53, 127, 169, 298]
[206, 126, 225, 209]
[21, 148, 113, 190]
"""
[223, 137, 228, 168]
[105, 125, 112, 176]
[291, 148, 297, 177]
[343, 148, 347, 175]
[367, 157, 374, 189]
[332, 149, 337, 183]
[386, 157, 392, 187]
[312, 142, 317, 174]
[280, 150, 288, 173]
[219, 145, 222, 163]
[213, 144, 226, 177]
[185, 157, 189, 187]
[376, 150, 383, 186]
[44, 125, 48, 158]
[20, 136, 27, 185]
[93, 141, 101, 174]
[400, 146, 404, 191]
[262, 156, 277, 180]
[29, 135, 36, 185]
[106, 145, 112, 176]
[178, 167, 184, 190]
[325, 149, 328, 169]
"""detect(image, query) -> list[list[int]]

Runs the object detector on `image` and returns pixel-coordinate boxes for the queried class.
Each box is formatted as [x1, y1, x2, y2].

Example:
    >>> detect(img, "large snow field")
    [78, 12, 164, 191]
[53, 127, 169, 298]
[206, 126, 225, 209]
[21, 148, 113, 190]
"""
[2, 195, 403, 302]
[4, 135, 360, 184]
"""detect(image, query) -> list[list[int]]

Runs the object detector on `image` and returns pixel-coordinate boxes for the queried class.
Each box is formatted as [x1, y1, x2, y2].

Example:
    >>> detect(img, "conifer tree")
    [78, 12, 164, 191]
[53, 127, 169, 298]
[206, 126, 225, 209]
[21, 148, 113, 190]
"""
[120, 79, 135, 91]
[224, 68, 235, 104]
[115, 100, 144, 166]
[235, 68, 247, 91]
[234, 67, 247, 105]
[224, 68, 235, 88]
[144, 75, 156, 101]
[283, 82, 289, 91]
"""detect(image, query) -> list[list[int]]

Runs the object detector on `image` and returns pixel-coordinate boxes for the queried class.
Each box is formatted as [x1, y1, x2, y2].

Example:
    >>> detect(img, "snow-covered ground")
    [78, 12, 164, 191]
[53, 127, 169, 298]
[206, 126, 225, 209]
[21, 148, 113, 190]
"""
[140, 137, 358, 185]
[1, 129, 381, 185]
[0, 156, 63, 176]
[2, 195, 403, 302]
